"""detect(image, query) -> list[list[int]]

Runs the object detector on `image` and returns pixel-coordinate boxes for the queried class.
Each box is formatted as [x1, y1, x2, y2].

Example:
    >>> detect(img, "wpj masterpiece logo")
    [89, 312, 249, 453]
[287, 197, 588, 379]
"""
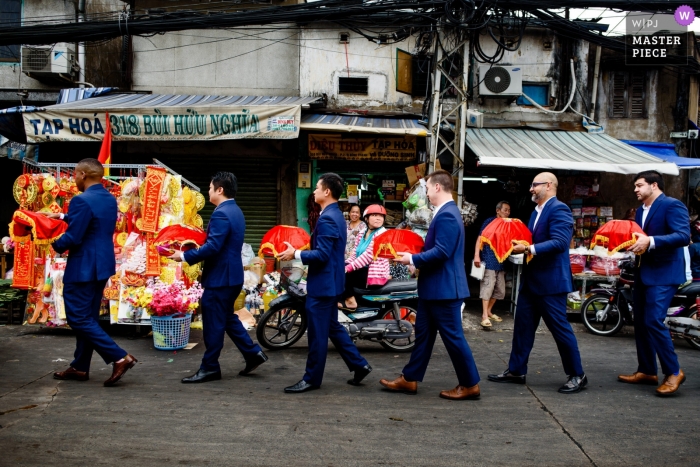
[625, 7, 692, 65]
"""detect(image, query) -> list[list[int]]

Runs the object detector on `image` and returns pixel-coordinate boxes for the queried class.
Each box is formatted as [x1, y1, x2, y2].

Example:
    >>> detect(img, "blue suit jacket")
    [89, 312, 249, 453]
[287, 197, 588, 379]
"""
[300, 202, 346, 298]
[521, 197, 574, 295]
[635, 193, 690, 286]
[412, 201, 469, 300]
[52, 184, 117, 284]
[183, 199, 245, 288]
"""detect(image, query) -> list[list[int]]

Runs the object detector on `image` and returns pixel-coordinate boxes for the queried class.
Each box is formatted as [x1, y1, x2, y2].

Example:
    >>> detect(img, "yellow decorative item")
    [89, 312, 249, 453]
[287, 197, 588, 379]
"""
[183, 187, 193, 205]
[193, 215, 203, 228]
[194, 192, 205, 211]
[13, 176, 39, 206]
[182, 263, 201, 282]
[42, 176, 57, 193]
[159, 267, 176, 284]
[118, 198, 130, 213]
[42, 192, 54, 206]
[116, 232, 128, 247]
[135, 218, 144, 230]
[171, 198, 183, 214]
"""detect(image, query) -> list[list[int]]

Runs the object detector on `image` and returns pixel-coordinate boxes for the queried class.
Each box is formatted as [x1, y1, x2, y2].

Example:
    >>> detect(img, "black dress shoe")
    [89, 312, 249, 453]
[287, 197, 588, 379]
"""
[182, 369, 222, 384]
[239, 351, 269, 376]
[284, 380, 320, 393]
[487, 369, 526, 384]
[347, 364, 372, 386]
[558, 374, 587, 394]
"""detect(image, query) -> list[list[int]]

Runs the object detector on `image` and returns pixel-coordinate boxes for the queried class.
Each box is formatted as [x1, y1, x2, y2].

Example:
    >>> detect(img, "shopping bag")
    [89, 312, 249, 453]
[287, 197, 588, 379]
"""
[470, 260, 485, 280]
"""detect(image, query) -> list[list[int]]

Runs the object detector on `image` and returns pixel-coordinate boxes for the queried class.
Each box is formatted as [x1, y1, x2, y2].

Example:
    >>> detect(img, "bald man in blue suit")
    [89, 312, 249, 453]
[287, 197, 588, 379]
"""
[489, 172, 586, 394]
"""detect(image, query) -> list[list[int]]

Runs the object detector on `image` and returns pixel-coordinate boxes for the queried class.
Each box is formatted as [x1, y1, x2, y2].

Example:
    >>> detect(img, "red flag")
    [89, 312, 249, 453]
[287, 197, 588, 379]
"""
[98, 112, 111, 176]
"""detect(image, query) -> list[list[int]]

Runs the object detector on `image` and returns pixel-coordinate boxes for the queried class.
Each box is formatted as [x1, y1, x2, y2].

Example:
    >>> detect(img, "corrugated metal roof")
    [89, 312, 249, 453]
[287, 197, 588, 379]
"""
[466, 128, 679, 175]
[46, 93, 320, 110]
[301, 113, 427, 136]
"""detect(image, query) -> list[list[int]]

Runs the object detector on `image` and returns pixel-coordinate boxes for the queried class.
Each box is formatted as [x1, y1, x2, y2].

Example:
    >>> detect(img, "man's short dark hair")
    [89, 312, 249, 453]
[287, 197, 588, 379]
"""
[496, 200, 510, 210]
[77, 158, 104, 177]
[211, 171, 237, 198]
[318, 172, 344, 200]
[634, 170, 664, 191]
[425, 169, 453, 192]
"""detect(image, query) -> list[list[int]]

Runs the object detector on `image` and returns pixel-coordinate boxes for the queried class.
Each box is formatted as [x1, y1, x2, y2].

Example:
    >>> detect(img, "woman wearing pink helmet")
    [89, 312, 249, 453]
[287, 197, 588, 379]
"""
[340, 204, 391, 310]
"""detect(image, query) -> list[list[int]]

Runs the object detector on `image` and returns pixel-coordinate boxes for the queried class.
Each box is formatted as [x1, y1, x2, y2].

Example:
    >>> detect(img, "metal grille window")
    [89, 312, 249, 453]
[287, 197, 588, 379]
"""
[339, 77, 369, 95]
[609, 71, 648, 119]
[0, 0, 20, 62]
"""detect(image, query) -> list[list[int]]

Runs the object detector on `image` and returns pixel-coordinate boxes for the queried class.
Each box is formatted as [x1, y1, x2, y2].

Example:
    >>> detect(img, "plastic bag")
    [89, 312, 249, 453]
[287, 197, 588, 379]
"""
[241, 243, 255, 267]
[408, 208, 432, 227]
[403, 179, 429, 211]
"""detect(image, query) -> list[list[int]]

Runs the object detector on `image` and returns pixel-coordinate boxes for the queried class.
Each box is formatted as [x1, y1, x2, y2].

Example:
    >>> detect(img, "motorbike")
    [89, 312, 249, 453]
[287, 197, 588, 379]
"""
[580, 259, 700, 350]
[256, 267, 419, 352]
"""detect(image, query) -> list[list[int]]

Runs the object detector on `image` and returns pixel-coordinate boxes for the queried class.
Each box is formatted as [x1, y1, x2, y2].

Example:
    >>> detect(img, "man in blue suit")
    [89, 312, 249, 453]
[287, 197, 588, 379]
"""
[50, 158, 137, 387]
[171, 172, 267, 383]
[488, 172, 586, 393]
[619, 170, 690, 396]
[379, 170, 480, 400]
[278, 173, 371, 393]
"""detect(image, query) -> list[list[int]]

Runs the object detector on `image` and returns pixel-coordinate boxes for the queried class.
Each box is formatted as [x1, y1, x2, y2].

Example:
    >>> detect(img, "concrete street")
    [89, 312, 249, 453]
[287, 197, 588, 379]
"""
[1, 306, 698, 467]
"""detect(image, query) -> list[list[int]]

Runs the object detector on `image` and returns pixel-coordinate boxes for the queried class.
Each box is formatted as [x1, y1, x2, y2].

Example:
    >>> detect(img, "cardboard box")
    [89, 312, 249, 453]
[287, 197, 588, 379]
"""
[597, 206, 613, 217]
[405, 163, 426, 187]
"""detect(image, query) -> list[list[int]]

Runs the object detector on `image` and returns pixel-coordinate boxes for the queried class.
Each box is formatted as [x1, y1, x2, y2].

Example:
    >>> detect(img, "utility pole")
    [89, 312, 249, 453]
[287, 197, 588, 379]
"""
[427, 26, 468, 207]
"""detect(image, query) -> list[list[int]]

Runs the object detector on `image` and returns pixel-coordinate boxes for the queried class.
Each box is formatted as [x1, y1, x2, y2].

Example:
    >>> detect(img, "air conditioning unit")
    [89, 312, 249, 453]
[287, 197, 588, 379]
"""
[466, 109, 483, 128]
[21, 44, 76, 76]
[478, 65, 522, 96]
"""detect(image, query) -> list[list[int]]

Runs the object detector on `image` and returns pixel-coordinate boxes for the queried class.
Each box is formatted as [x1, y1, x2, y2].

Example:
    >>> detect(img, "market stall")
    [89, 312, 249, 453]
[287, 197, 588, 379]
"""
[9, 158, 206, 328]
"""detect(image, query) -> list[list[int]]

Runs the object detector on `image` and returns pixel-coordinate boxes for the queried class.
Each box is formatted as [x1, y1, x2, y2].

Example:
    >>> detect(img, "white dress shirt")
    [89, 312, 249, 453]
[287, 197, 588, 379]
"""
[529, 197, 554, 255]
[641, 202, 656, 250]
[407, 199, 453, 265]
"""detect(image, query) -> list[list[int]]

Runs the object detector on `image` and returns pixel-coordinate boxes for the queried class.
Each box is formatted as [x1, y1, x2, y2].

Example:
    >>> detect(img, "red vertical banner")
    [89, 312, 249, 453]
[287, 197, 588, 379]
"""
[145, 233, 160, 277]
[12, 239, 35, 290]
[141, 166, 166, 233]
[98, 113, 112, 176]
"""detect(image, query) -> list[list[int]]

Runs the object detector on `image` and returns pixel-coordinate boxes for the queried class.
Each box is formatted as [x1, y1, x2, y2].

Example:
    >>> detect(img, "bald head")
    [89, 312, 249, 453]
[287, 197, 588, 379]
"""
[530, 172, 558, 205]
[75, 158, 104, 191]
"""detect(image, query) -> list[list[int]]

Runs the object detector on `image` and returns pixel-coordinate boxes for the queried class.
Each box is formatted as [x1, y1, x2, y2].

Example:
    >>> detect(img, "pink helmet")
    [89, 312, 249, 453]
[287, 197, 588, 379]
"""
[363, 204, 387, 220]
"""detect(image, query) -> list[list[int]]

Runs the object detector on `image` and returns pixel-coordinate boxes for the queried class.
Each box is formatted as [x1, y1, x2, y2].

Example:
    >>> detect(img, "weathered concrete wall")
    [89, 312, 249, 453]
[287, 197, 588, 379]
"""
[469, 29, 588, 124]
[0, 0, 75, 92]
[85, 0, 124, 87]
[299, 24, 420, 110]
[131, 26, 300, 95]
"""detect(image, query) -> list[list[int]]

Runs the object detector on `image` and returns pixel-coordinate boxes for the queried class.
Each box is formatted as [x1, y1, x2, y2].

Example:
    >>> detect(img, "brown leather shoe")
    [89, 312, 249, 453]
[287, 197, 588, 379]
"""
[656, 369, 686, 397]
[54, 367, 89, 381]
[618, 372, 658, 385]
[379, 375, 417, 394]
[439, 384, 480, 400]
[104, 354, 137, 387]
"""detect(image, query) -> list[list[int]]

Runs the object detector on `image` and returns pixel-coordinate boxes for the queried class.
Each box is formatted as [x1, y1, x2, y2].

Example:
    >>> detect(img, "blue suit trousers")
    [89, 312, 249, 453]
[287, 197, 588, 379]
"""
[200, 285, 261, 372]
[509, 289, 584, 377]
[633, 283, 680, 376]
[303, 295, 368, 387]
[64, 280, 127, 372]
[402, 299, 480, 387]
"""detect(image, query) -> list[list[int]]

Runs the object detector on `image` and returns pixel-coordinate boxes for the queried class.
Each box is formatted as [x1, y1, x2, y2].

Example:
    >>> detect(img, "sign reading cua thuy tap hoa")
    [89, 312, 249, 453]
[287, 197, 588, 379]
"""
[308, 134, 417, 162]
[22, 106, 302, 142]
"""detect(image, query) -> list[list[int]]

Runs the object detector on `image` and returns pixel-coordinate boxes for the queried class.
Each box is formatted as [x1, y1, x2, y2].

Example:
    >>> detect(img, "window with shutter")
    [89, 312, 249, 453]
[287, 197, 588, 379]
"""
[611, 72, 626, 118]
[608, 71, 648, 119]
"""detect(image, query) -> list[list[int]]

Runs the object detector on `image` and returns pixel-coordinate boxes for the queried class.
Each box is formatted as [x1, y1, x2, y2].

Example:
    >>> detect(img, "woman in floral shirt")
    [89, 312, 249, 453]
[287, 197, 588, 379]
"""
[345, 204, 366, 260]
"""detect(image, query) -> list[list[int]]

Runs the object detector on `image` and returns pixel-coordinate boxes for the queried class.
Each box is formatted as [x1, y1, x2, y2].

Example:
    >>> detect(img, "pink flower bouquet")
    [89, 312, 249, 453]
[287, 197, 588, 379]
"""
[148, 279, 203, 317]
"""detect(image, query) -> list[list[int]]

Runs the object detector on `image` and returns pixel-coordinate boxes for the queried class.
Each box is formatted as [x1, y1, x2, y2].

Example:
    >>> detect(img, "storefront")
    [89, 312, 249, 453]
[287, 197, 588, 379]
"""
[297, 113, 428, 231]
[0, 93, 319, 250]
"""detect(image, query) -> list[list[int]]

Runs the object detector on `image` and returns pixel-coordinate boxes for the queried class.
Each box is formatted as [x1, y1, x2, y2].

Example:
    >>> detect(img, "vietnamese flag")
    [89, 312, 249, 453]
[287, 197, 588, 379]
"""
[98, 112, 111, 176]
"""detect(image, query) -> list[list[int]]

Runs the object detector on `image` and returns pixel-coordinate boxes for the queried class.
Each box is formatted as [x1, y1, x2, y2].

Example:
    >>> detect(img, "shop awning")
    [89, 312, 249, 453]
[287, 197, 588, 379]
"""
[466, 128, 680, 175]
[300, 113, 427, 136]
[620, 139, 700, 169]
[0, 93, 320, 143]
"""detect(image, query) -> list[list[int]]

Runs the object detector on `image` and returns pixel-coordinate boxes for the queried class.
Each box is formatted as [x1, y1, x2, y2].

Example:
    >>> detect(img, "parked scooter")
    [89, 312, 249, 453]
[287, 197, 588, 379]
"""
[580, 259, 700, 349]
[256, 267, 418, 352]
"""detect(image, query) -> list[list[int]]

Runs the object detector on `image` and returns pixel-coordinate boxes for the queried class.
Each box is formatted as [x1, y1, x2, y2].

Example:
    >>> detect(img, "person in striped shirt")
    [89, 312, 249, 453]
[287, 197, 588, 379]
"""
[339, 204, 391, 310]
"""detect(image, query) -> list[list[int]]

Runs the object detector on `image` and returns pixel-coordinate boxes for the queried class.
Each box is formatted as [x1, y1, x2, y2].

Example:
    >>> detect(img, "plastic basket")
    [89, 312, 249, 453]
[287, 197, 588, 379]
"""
[150, 314, 191, 350]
